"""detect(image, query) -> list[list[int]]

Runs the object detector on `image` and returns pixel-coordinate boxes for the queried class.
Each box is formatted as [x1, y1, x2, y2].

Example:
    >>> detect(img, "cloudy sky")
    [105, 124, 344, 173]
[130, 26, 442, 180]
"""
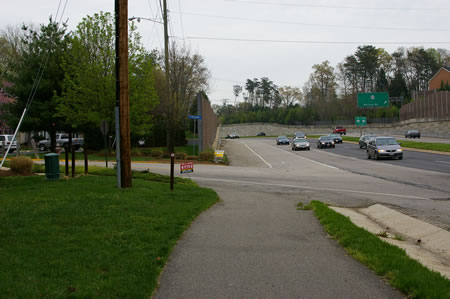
[2, 0, 450, 105]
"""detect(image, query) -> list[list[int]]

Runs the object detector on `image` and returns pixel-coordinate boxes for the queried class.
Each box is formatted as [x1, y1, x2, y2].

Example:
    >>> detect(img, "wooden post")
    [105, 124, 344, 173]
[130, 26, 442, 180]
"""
[117, 0, 131, 187]
[84, 143, 88, 175]
[65, 145, 69, 176]
[170, 153, 174, 191]
[71, 145, 75, 178]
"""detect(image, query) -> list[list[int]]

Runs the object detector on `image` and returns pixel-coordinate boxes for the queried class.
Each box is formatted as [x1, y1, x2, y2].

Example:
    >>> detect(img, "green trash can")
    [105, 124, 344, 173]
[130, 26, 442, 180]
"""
[44, 153, 60, 180]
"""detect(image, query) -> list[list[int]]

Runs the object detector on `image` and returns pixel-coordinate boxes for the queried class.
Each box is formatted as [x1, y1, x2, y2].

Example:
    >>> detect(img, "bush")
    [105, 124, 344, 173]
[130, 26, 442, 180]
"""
[199, 150, 214, 161]
[162, 151, 171, 159]
[186, 155, 198, 160]
[10, 156, 33, 175]
[175, 152, 187, 160]
[151, 150, 162, 158]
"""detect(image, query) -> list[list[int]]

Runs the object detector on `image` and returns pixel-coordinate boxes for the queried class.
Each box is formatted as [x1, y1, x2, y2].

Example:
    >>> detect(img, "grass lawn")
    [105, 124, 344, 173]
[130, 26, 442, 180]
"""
[308, 201, 450, 298]
[0, 173, 219, 297]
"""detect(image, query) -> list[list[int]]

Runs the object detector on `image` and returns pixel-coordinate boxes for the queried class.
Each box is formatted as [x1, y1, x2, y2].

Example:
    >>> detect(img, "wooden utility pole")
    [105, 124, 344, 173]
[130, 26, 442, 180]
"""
[116, 0, 132, 188]
[163, 0, 174, 153]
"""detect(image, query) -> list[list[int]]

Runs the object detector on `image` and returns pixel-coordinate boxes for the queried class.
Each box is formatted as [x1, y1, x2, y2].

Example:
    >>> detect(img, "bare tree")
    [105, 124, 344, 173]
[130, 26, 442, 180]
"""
[278, 86, 302, 107]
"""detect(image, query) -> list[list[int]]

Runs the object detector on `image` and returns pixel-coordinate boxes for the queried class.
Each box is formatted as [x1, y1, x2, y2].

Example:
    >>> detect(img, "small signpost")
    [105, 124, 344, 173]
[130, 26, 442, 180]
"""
[214, 150, 224, 158]
[100, 120, 109, 167]
[355, 116, 367, 137]
[180, 162, 194, 174]
[357, 92, 389, 108]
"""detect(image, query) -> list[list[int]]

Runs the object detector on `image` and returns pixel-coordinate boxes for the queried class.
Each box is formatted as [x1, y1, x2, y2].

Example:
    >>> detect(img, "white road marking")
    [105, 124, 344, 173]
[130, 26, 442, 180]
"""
[193, 177, 430, 200]
[278, 147, 339, 169]
[240, 141, 273, 168]
[436, 161, 450, 164]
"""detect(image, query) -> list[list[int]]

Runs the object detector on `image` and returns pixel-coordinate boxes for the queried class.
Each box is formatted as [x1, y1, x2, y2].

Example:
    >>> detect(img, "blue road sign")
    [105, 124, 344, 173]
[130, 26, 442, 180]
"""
[188, 115, 202, 120]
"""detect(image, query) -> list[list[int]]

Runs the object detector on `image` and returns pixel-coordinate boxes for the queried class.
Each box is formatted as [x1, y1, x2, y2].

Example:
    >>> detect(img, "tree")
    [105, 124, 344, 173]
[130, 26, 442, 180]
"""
[278, 86, 302, 107]
[159, 42, 210, 152]
[233, 85, 242, 105]
[57, 12, 159, 148]
[0, 25, 28, 82]
[4, 19, 69, 152]
[354, 45, 379, 92]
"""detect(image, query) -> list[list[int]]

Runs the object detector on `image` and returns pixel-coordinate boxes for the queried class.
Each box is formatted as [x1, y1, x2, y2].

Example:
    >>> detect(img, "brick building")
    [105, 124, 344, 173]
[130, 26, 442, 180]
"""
[428, 66, 450, 90]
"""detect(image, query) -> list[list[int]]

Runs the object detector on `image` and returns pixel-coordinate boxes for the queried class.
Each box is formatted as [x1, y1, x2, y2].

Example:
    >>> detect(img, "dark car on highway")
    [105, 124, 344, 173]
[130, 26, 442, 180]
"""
[293, 131, 307, 140]
[367, 137, 403, 160]
[292, 138, 310, 151]
[328, 133, 342, 144]
[317, 136, 335, 148]
[358, 134, 376, 149]
[404, 130, 420, 138]
[276, 136, 290, 145]
[256, 132, 266, 136]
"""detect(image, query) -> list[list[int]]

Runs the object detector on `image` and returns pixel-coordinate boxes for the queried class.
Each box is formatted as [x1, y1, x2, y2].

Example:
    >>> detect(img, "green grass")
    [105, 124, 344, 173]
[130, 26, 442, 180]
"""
[308, 201, 450, 298]
[0, 173, 219, 297]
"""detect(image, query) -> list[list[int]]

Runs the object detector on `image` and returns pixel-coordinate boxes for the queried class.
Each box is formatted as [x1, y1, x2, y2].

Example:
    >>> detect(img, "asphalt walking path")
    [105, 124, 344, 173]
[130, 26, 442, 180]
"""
[153, 183, 401, 298]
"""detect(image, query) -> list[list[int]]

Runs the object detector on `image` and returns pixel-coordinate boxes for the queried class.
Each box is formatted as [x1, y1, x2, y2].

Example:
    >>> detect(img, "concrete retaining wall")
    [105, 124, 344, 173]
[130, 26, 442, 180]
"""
[220, 120, 450, 139]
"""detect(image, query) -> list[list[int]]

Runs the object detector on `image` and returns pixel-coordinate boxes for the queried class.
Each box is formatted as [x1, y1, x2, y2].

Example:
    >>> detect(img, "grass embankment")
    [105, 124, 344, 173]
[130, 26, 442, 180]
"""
[307, 201, 450, 298]
[0, 171, 219, 297]
[341, 136, 450, 152]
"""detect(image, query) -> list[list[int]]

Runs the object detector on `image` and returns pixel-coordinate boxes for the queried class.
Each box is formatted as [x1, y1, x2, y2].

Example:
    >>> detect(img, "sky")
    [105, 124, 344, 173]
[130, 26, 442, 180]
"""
[1, 0, 450, 105]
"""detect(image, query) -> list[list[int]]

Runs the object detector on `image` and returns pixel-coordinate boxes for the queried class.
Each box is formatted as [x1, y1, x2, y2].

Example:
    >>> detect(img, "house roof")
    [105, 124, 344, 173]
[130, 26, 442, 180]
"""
[428, 66, 450, 85]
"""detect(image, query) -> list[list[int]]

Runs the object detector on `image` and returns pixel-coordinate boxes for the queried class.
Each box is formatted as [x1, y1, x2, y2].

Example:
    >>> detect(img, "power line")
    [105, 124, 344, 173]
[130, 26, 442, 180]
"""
[224, 0, 450, 11]
[171, 11, 450, 32]
[185, 36, 450, 45]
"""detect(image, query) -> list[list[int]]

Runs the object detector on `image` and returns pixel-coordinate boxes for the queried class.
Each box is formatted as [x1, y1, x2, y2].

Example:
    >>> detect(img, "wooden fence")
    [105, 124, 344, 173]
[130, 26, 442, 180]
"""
[400, 91, 450, 121]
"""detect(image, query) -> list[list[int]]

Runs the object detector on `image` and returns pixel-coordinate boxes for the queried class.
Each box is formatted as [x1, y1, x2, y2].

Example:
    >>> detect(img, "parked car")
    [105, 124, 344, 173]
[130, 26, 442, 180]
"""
[317, 136, 335, 148]
[38, 133, 84, 152]
[256, 132, 266, 136]
[328, 134, 342, 144]
[358, 134, 376, 149]
[293, 131, 307, 140]
[292, 139, 310, 151]
[225, 133, 240, 139]
[367, 137, 403, 160]
[276, 136, 290, 145]
[333, 126, 346, 135]
[404, 130, 420, 138]
[0, 134, 17, 153]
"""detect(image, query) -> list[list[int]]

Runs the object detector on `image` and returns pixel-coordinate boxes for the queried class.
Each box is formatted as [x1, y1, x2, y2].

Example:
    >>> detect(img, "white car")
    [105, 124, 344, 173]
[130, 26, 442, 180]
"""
[0, 134, 17, 152]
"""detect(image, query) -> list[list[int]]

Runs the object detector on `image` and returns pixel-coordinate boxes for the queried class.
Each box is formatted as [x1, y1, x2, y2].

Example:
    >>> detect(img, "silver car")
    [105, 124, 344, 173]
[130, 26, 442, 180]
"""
[367, 137, 403, 160]
[292, 139, 310, 151]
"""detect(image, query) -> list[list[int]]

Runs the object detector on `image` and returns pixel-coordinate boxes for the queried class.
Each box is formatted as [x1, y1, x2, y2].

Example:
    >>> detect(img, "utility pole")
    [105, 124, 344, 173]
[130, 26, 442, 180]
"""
[116, 0, 132, 188]
[163, 0, 173, 153]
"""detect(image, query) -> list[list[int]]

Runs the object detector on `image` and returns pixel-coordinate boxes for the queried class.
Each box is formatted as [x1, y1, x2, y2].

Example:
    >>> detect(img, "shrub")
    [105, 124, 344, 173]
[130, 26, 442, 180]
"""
[186, 155, 198, 160]
[199, 150, 214, 161]
[151, 150, 162, 158]
[175, 152, 187, 160]
[10, 156, 33, 175]
[162, 151, 171, 159]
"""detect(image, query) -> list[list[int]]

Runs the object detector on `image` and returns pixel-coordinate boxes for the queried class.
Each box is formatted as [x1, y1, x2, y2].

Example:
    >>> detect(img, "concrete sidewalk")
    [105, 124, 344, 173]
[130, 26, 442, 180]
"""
[331, 204, 450, 279]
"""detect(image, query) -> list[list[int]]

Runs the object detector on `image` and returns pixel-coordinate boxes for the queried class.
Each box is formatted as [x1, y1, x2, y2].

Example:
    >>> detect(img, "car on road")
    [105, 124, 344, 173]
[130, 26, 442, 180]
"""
[292, 139, 310, 151]
[0, 134, 17, 153]
[367, 137, 403, 160]
[328, 133, 342, 144]
[293, 131, 307, 140]
[256, 132, 266, 136]
[225, 133, 240, 139]
[333, 126, 346, 135]
[38, 133, 84, 152]
[404, 130, 420, 138]
[317, 136, 335, 148]
[276, 136, 290, 145]
[358, 134, 377, 149]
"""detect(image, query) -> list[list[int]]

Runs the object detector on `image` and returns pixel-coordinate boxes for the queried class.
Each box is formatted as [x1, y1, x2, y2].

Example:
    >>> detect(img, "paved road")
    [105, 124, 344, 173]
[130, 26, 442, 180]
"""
[285, 138, 450, 174]
[142, 137, 449, 298]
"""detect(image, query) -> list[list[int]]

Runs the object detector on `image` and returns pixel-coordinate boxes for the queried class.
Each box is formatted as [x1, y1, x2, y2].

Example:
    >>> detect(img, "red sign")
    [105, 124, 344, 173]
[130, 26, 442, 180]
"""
[180, 162, 194, 174]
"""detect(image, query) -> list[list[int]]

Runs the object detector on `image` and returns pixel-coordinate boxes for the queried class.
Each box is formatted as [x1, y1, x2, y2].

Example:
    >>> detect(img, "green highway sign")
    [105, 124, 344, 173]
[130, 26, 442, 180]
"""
[357, 92, 389, 108]
[355, 116, 367, 126]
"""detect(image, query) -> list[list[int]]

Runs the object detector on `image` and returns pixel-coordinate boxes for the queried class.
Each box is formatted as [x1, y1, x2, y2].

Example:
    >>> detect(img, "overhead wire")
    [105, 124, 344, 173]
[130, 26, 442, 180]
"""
[184, 36, 450, 45]
[224, 0, 450, 11]
[177, 0, 185, 40]
[170, 11, 450, 32]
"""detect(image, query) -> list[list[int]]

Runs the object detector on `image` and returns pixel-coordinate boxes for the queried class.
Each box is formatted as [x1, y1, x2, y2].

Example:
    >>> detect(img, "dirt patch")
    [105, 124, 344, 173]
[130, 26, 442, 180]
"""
[0, 169, 35, 177]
